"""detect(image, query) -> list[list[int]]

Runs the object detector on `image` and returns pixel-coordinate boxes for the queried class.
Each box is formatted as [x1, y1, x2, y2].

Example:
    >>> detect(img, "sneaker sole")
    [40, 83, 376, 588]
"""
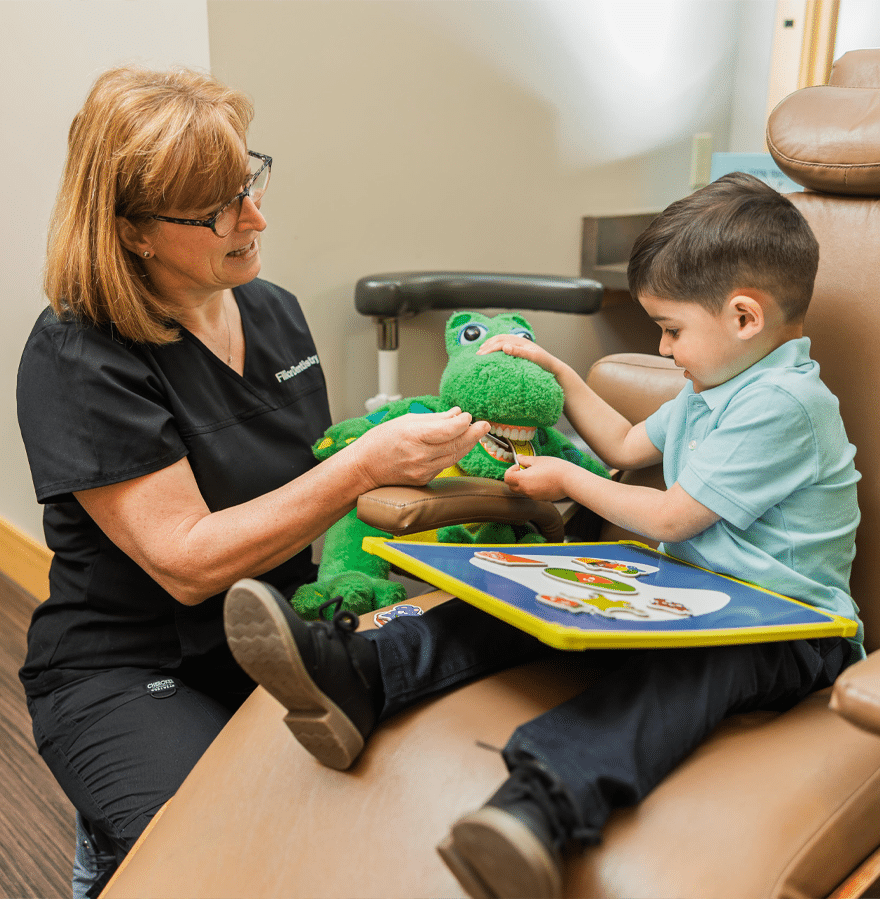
[224, 579, 365, 770]
[437, 807, 562, 899]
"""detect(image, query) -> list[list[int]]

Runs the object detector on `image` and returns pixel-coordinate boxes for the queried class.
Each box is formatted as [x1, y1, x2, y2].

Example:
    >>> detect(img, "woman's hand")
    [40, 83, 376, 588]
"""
[349, 407, 491, 491]
[503, 455, 574, 502]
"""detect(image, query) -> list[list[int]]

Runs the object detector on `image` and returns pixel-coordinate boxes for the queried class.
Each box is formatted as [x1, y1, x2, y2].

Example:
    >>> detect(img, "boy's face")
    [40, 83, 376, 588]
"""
[639, 295, 752, 393]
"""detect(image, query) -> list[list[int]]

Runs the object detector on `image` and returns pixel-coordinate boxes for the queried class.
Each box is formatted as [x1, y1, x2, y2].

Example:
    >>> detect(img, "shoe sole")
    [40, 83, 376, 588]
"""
[224, 579, 365, 770]
[437, 807, 562, 899]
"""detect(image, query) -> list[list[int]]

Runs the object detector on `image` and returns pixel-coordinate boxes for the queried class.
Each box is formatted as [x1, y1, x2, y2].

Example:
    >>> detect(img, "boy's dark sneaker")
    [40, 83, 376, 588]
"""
[437, 767, 566, 899]
[223, 578, 382, 770]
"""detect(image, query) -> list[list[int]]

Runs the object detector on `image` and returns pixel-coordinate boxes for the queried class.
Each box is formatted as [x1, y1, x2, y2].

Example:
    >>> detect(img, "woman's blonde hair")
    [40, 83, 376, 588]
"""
[44, 65, 254, 344]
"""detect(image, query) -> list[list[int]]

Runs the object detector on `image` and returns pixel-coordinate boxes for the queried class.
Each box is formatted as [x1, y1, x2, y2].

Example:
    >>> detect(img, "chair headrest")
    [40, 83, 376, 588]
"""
[767, 49, 880, 196]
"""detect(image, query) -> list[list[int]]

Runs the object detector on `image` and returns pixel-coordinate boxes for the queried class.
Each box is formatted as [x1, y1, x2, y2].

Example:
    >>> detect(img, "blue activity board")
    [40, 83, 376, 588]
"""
[363, 539, 856, 650]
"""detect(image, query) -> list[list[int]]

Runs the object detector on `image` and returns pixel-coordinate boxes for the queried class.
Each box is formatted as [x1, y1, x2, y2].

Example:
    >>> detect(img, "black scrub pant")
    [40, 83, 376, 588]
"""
[365, 598, 852, 842]
[26, 656, 255, 857]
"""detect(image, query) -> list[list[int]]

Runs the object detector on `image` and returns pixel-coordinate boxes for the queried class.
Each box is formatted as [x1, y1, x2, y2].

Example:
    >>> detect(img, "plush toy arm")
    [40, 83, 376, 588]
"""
[312, 395, 446, 460]
[536, 427, 610, 479]
[313, 418, 373, 460]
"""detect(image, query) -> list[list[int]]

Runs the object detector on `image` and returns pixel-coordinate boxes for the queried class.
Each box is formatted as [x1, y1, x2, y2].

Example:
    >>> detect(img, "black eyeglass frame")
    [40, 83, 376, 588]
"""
[150, 151, 272, 236]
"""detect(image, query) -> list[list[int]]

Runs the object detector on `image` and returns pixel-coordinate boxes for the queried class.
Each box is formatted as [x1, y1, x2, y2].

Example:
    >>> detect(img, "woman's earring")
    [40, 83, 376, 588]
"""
[142, 251, 151, 258]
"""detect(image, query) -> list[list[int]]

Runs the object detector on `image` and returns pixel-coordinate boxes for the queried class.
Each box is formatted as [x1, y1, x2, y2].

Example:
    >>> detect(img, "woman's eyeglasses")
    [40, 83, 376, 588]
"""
[150, 151, 272, 238]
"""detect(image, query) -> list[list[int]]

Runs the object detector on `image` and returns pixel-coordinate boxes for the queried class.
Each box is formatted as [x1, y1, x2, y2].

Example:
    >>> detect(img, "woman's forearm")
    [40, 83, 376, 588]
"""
[77, 408, 490, 605]
[164, 448, 370, 603]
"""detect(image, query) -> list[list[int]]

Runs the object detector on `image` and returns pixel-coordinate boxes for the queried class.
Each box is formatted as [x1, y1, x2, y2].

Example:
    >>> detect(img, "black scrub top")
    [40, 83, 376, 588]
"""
[17, 279, 332, 697]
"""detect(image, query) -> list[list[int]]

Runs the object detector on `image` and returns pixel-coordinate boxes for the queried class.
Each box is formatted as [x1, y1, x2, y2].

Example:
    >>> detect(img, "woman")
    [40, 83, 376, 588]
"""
[16, 65, 488, 896]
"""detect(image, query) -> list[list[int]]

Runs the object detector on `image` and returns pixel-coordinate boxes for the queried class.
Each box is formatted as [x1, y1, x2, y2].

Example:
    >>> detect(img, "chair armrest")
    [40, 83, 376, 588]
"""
[829, 651, 880, 735]
[355, 271, 604, 317]
[587, 353, 686, 423]
[356, 476, 566, 543]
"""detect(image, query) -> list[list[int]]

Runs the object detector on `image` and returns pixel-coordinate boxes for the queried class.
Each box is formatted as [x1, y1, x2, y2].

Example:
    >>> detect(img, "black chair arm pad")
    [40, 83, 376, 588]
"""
[355, 271, 603, 317]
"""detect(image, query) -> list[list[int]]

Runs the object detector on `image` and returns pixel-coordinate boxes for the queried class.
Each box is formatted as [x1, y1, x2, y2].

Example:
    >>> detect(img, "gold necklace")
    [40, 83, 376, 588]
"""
[222, 297, 232, 364]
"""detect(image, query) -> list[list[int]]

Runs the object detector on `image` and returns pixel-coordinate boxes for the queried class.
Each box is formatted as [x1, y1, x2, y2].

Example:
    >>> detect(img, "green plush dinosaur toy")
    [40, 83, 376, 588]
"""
[292, 311, 609, 618]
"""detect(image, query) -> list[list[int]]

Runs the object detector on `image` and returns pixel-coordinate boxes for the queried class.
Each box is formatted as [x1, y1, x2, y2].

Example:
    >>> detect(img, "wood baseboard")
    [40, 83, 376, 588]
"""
[0, 519, 51, 601]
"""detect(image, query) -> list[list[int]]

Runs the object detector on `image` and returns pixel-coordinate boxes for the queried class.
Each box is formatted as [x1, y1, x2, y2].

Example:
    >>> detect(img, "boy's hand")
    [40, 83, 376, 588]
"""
[476, 334, 564, 378]
[503, 455, 573, 502]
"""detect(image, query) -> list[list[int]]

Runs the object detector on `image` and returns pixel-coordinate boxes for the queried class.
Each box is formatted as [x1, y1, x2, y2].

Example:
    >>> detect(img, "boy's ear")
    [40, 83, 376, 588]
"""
[116, 217, 153, 257]
[728, 292, 764, 340]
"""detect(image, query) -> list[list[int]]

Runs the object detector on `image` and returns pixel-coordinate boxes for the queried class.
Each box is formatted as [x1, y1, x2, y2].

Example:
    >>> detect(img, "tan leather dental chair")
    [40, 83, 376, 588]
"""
[101, 49, 880, 899]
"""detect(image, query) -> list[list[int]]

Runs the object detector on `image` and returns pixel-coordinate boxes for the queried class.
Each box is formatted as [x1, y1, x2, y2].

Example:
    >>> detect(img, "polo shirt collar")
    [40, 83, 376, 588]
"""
[690, 337, 812, 411]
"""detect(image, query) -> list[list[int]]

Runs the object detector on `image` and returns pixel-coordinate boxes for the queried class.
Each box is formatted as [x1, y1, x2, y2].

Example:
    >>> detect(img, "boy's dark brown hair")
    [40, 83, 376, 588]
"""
[627, 172, 819, 323]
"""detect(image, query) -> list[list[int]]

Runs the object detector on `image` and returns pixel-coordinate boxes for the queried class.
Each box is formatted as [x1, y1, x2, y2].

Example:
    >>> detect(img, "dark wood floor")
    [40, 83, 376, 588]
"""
[1, 573, 73, 899]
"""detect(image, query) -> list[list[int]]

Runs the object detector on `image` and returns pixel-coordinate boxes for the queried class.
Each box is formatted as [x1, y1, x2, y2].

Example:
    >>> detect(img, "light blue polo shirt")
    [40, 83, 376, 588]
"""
[644, 337, 864, 658]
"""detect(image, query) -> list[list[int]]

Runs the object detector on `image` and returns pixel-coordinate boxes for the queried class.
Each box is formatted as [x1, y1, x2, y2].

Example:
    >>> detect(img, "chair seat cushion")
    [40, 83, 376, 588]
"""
[571, 687, 880, 898]
[102, 615, 880, 899]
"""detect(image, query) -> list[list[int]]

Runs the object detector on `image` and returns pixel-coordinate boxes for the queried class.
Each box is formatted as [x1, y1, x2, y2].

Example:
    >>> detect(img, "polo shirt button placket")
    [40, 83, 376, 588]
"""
[685, 394, 708, 457]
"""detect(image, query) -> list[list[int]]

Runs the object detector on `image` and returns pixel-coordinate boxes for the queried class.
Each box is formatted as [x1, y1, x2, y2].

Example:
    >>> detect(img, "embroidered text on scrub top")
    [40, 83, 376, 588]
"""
[275, 354, 320, 382]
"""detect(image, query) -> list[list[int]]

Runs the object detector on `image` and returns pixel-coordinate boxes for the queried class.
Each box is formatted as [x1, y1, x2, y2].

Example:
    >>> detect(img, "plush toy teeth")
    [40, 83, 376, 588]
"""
[481, 432, 518, 464]
[487, 423, 537, 441]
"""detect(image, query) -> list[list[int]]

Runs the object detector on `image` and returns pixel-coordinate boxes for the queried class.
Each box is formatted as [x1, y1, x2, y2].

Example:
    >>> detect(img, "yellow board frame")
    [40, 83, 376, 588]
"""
[364, 538, 858, 651]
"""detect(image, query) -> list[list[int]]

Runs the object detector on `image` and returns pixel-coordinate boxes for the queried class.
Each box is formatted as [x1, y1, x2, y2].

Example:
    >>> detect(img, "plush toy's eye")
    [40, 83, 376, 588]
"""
[458, 323, 489, 345]
[509, 328, 535, 341]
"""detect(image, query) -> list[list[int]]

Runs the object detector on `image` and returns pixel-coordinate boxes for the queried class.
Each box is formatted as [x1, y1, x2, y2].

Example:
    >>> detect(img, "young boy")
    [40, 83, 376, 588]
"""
[224, 173, 863, 899]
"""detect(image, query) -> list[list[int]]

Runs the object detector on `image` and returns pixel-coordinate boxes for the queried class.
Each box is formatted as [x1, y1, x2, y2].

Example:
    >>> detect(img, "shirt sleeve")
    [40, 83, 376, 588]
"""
[17, 318, 188, 503]
[676, 383, 818, 530]
[644, 395, 676, 452]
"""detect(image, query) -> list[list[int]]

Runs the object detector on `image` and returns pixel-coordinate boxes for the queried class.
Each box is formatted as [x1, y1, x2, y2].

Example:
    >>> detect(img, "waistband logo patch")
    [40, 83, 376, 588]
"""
[146, 678, 177, 699]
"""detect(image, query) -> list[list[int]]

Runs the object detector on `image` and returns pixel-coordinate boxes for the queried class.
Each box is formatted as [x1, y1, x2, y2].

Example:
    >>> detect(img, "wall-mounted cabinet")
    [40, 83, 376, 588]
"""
[581, 212, 658, 305]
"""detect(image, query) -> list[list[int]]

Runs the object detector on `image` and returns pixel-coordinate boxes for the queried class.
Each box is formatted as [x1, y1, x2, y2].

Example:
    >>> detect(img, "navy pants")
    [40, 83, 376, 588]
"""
[26, 653, 255, 857]
[366, 598, 851, 840]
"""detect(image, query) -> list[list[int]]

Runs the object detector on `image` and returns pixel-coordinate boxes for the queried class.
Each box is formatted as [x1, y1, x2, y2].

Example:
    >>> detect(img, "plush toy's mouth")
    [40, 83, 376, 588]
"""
[480, 422, 537, 463]
[487, 422, 536, 441]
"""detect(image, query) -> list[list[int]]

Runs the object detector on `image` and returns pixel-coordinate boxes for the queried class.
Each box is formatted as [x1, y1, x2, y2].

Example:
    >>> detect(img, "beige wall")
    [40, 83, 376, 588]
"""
[2, 0, 778, 546]
[2, 0, 211, 542]
[208, 0, 756, 426]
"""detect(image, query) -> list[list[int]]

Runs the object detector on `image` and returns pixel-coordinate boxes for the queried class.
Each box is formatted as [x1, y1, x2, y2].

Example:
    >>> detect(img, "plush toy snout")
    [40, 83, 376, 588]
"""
[439, 349, 564, 428]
